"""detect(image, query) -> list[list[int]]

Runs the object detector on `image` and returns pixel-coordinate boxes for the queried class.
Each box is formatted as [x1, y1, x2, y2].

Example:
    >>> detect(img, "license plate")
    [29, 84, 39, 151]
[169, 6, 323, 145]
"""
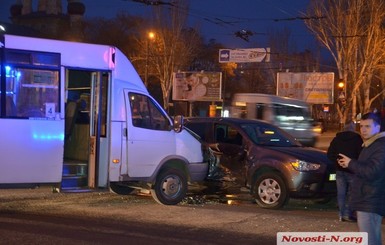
[329, 173, 336, 181]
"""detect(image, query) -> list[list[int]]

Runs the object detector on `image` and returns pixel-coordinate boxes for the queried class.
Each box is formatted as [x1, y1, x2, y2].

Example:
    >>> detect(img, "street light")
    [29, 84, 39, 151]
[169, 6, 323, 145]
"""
[337, 80, 345, 92]
[337, 80, 346, 103]
[144, 31, 155, 87]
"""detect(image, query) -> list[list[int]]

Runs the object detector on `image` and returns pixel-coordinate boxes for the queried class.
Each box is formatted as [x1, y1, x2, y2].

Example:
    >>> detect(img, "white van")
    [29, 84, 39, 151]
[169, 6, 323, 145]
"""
[0, 34, 208, 205]
[230, 93, 318, 146]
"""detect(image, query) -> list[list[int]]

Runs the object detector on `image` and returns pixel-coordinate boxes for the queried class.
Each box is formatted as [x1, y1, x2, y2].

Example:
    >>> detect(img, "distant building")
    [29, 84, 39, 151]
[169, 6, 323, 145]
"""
[7, 0, 85, 40]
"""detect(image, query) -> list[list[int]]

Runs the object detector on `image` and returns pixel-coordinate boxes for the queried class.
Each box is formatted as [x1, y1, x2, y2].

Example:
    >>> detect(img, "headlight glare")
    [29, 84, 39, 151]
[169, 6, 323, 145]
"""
[291, 160, 320, 171]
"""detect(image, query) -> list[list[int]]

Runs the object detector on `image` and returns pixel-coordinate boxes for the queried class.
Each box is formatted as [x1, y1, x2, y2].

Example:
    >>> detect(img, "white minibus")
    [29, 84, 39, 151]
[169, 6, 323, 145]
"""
[0, 34, 208, 205]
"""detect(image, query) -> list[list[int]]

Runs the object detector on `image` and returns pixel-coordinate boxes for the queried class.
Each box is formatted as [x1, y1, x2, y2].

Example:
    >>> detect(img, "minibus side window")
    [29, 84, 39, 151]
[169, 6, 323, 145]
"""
[129, 93, 170, 131]
[1, 50, 60, 119]
[3, 68, 59, 118]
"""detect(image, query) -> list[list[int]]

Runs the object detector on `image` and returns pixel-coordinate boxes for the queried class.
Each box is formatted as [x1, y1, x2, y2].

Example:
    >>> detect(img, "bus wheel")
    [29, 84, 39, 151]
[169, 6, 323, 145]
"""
[151, 168, 187, 205]
[110, 182, 137, 195]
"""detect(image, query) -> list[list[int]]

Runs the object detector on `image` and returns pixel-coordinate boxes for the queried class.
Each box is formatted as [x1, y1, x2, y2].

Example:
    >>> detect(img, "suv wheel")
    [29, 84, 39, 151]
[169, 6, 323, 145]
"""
[151, 168, 187, 205]
[253, 172, 289, 209]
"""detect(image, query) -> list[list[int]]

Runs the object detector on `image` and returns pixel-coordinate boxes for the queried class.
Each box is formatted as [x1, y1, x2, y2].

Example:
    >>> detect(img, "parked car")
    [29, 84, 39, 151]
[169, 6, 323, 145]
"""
[184, 117, 336, 209]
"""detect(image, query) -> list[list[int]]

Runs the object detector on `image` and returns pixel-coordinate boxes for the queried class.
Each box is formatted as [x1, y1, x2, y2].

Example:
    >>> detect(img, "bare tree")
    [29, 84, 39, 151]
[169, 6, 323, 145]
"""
[82, 13, 144, 58]
[263, 27, 320, 95]
[80, 6, 202, 110]
[140, 0, 201, 110]
[305, 0, 385, 124]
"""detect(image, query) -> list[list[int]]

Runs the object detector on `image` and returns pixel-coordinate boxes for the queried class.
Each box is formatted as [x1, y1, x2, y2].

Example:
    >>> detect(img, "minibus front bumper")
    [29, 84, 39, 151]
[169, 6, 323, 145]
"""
[188, 162, 209, 182]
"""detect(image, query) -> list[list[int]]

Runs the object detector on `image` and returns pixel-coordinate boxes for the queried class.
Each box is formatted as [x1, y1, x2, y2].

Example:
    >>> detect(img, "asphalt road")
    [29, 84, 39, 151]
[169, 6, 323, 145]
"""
[315, 130, 337, 150]
[1, 186, 384, 245]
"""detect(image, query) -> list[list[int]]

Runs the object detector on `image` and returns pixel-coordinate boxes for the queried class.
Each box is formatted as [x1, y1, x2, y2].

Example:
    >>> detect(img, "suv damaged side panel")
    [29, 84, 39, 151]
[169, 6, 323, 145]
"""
[184, 117, 336, 209]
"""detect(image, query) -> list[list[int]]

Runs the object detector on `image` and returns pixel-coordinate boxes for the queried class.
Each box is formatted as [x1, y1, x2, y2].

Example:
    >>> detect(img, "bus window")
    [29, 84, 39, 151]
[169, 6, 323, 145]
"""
[273, 104, 309, 122]
[2, 50, 60, 119]
[255, 103, 265, 120]
[129, 93, 170, 131]
[13, 68, 59, 118]
[5, 95, 17, 117]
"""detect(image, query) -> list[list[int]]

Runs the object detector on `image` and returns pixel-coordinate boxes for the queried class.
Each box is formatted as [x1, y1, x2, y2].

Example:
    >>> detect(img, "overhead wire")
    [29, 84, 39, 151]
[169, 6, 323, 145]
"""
[126, 0, 335, 70]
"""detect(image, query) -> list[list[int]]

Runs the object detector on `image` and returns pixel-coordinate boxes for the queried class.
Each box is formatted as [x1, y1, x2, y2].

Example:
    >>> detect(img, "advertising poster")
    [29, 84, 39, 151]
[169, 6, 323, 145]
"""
[277, 72, 334, 104]
[172, 72, 222, 101]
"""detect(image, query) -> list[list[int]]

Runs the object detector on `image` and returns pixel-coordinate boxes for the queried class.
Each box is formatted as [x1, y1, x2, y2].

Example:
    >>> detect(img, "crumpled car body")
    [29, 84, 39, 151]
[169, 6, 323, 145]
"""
[184, 117, 336, 209]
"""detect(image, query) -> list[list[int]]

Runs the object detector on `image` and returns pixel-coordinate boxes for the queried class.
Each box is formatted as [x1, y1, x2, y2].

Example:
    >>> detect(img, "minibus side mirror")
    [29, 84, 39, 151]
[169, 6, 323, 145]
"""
[173, 115, 184, 133]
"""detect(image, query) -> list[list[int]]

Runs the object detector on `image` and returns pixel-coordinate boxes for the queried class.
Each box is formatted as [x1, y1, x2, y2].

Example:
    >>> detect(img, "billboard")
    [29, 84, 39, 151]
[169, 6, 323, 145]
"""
[172, 72, 222, 101]
[277, 72, 334, 104]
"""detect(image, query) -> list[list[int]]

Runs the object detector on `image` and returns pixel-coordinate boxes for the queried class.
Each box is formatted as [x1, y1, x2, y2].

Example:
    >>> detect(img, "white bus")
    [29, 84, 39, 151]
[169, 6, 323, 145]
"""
[230, 93, 318, 146]
[0, 34, 208, 205]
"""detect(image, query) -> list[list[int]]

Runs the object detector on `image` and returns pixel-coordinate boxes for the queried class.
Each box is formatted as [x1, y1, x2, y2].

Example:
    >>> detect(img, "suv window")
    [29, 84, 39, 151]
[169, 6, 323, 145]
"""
[184, 121, 210, 141]
[214, 124, 242, 146]
[240, 123, 299, 147]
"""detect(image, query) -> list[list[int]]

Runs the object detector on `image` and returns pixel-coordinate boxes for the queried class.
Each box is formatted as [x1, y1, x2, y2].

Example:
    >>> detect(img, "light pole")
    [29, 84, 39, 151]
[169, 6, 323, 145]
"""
[144, 31, 155, 87]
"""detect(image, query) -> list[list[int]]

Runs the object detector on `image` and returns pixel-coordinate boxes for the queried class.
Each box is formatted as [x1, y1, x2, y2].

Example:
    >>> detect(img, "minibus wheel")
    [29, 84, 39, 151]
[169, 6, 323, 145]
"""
[252, 172, 289, 209]
[151, 168, 187, 205]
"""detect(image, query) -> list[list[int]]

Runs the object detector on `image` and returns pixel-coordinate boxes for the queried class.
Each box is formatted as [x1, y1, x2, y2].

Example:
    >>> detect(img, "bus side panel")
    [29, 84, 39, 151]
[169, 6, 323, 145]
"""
[98, 137, 109, 187]
[108, 79, 126, 182]
[0, 119, 63, 184]
[109, 121, 124, 182]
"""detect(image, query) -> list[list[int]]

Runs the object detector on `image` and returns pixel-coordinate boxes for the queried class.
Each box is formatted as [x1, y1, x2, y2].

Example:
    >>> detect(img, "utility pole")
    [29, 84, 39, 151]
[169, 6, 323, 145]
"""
[144, 31, 155, 87]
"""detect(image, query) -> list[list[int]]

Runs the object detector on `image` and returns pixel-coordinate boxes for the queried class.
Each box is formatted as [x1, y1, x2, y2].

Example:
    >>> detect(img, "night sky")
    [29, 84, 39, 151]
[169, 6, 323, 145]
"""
[0, 0, 315, 51]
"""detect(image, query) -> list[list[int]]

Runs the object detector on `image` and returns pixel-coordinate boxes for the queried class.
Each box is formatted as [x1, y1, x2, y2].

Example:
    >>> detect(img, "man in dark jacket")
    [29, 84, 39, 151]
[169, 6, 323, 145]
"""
[327, 121, 363, 222]
[338, 112, 385, 245]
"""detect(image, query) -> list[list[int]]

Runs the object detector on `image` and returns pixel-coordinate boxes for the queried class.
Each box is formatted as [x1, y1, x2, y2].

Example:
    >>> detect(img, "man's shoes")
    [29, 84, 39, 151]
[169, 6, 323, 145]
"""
[339, 216, 357, 222]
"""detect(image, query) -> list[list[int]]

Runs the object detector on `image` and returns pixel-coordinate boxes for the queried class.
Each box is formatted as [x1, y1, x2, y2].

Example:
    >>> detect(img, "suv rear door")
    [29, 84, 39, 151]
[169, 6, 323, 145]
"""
[211, 123, 247, 184]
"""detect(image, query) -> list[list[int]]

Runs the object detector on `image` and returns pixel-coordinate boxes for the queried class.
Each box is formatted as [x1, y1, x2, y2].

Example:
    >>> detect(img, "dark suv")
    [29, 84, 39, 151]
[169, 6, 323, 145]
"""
[184, 117, 336, 209]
